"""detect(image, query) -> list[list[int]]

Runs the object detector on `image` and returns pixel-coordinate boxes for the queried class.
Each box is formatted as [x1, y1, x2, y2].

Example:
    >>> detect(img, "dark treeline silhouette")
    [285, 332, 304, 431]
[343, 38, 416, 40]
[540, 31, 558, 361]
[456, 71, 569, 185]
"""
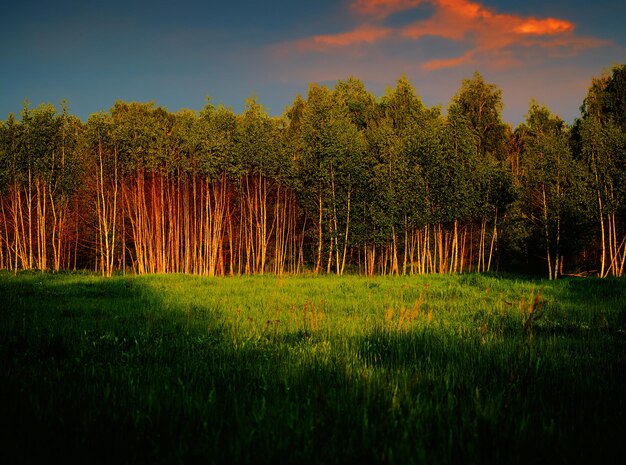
[1, 66, 625, 278]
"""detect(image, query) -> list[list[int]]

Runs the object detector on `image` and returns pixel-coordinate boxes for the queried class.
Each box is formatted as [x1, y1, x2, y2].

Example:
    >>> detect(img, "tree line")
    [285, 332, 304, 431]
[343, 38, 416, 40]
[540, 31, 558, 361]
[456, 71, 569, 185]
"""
[1, 65, 624, 278]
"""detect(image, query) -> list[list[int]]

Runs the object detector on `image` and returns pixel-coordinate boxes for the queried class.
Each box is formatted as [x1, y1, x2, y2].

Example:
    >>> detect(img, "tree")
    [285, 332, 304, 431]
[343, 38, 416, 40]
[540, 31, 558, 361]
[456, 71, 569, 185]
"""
[575, 65, 626, 277]
[235, 97, 282, 274]
[85, 112, 120, 276]
[517, 102, 576, 279]
[366, 77, 434, 275]
[448, 72, 513, 272]
[298, 82, 366, 274]
[0, 103, 83, 272]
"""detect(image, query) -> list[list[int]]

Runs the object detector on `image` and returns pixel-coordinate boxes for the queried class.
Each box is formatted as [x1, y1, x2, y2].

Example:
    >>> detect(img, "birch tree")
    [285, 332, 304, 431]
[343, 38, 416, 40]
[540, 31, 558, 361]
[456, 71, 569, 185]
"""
[518, 102, 575, 279]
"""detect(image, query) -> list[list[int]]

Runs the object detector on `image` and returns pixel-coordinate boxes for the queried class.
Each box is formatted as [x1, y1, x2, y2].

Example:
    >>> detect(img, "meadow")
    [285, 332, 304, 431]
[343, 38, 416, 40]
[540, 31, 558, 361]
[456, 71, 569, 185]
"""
[0, 271, 624, 464]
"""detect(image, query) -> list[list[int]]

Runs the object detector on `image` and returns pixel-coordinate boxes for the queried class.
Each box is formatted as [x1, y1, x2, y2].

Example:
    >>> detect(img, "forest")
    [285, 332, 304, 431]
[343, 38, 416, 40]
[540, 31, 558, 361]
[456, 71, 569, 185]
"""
[0, 65, 624, 279]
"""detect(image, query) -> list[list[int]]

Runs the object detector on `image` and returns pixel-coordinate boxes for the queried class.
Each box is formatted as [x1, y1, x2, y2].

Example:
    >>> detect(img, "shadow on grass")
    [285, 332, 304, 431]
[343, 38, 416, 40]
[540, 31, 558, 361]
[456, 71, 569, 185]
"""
[0, 273, 624, 465]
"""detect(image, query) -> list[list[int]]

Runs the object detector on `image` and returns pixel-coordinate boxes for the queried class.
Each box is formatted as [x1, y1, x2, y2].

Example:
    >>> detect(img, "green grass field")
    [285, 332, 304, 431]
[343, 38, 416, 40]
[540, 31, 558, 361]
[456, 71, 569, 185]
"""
[1, 272, 624, 464]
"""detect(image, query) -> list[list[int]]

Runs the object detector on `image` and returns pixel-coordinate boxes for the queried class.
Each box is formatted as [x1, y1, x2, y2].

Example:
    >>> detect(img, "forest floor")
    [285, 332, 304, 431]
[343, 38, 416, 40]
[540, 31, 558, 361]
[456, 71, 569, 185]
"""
[1, 271, 625, 464]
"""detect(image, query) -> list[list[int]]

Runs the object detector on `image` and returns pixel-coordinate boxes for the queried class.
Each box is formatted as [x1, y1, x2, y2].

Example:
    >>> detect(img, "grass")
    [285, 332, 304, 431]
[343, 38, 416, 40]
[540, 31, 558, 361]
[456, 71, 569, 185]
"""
[0, 271, 625, 464]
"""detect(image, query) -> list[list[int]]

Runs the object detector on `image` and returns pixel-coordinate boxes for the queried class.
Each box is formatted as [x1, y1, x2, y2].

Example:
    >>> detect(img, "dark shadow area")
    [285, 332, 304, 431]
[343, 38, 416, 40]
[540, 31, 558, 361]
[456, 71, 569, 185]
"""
[0, 274, 624, 465]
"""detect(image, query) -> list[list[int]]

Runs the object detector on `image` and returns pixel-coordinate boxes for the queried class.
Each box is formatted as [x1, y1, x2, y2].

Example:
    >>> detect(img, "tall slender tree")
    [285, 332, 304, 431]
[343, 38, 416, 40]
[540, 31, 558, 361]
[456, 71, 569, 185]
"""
[448, 72, 512, 272]
[517, 102, 576, 279]
[575, 65, 626, 277]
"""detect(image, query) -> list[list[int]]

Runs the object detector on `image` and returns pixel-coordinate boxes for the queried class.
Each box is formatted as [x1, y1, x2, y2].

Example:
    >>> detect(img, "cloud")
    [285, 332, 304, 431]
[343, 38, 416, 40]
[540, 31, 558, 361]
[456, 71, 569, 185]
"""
[400, 0, 595, 69]
[422, 50, 474, 70]
[274, 0, 609, 71]
[514, 18, 574, 35]
[292, 24, 393, 51]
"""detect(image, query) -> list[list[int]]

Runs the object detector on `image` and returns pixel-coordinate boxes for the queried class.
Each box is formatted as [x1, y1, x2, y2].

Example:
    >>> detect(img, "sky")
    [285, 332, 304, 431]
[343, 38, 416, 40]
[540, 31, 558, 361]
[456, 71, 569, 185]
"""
[1, 0, 624, 126]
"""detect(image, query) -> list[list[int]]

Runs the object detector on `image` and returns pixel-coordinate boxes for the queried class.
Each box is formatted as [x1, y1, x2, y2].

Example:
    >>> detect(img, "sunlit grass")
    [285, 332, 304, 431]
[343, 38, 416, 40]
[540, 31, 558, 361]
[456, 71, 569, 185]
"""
[1, 271, 624, 464]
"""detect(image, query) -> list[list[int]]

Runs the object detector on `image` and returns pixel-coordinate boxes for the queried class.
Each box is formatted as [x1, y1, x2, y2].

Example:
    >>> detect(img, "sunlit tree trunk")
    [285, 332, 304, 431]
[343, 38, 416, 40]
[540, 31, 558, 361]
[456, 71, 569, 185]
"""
[315, 192, 323, 273]
[95, 141, 118, 277]
[487, 208, 498, 273]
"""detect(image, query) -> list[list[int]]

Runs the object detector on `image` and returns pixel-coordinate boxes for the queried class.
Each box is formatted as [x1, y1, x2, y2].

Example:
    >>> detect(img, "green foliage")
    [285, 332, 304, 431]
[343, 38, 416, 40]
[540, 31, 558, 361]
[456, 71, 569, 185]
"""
[298, 81, 368, 259]
[447, 73, 514, 222]
[0, 102, 84, 199]
[435, 114, 479, 222]
[512, 102, 586, 278]
[235, 97, 282, 178]
[570, 65, 626, 275]
[197, 103, 238, 179]
[0, 114, 18, 194]
[108, 101, 175, 173]
[581, 64, 626, 127]
[358, 77, 445, 248]
[448, 71, 509, 161]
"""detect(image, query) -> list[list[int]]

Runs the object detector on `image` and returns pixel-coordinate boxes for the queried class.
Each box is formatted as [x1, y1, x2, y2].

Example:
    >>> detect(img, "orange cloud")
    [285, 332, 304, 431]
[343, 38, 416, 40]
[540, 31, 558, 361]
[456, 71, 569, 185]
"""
[274, 0, 608, 71]
[293, 24, 393, 51]
[422, 51, 474, 70]
[437, 0, 490, 19]
[402, 1, 575, 41]
[398, 0, 604, 70]
[514, 18, 574, 35]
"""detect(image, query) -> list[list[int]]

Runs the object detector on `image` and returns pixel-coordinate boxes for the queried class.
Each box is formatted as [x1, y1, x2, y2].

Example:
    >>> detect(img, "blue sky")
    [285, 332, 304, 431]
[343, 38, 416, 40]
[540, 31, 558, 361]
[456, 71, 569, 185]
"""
[1, 0, 624, 126]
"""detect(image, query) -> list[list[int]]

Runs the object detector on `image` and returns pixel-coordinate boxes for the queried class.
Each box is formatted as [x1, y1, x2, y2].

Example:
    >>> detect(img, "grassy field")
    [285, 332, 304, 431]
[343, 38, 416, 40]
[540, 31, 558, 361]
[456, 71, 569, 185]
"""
[0, 271, 624, 464]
